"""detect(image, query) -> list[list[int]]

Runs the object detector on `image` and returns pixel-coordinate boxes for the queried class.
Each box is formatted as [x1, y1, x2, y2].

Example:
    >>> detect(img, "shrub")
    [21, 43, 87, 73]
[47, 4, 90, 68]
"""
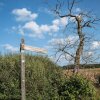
[58, 75, 96, 100]
[0, 54, 97, 100]
[0, 54, 20, 100]
[0, 54, 64, 100]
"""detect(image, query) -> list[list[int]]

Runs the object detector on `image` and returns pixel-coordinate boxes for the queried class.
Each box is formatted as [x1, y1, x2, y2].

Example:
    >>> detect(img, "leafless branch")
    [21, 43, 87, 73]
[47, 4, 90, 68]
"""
[46, 0, 100, 71]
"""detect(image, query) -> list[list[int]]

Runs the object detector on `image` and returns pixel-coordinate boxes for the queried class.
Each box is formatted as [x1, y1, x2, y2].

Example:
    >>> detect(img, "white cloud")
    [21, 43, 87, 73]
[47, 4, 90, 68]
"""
[50, 25, 59, 32]
[48, 35, 78, 46]
[2, 44, 19, 52]
[23, 19, 61, 34]
[66, 35, 78, 44]
[12, 8, 38, 22]
[75, 8, 81, 12]
[23, 21, 45, 38]
[12, 8, 69, 38]
[23, 21, 40, 33]
[40, 25, 51, 32]
[52, 19, 60, 26]
[48, 38, 65, 45]
[52, 17, 68, 26]
[60, 17, 68, 26]
[83, 51, 93, 57]
[22, 20, 60, 38]
[92, 41, 100, 49]
[23, 17, 68, 38]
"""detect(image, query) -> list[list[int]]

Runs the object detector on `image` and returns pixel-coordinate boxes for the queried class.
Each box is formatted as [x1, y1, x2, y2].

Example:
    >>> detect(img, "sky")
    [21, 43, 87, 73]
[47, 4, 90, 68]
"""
[0, 0, 100, 65]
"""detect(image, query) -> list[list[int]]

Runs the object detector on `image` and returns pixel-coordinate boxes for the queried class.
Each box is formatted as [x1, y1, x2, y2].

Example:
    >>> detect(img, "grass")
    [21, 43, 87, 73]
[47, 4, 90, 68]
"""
[64, 68, 100, 81]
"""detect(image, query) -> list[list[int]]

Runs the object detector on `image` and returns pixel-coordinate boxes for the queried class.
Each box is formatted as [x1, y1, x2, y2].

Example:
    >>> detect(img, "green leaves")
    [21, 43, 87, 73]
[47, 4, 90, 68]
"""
[0, 54, 63, 100]
[0, 54, 97, 100]
[58, 75, 96, 100]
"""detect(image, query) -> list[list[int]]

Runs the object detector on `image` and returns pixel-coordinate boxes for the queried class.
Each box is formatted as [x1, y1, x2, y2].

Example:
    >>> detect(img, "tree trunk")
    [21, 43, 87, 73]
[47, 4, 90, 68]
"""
[74, 36, 84, 73]
[74, 16, 84, 73]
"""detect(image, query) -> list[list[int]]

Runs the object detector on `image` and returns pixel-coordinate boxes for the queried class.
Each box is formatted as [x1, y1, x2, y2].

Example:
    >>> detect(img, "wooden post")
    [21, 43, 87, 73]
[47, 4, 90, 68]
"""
[20, 38, 26, 100]
[20, 38, 47, 100]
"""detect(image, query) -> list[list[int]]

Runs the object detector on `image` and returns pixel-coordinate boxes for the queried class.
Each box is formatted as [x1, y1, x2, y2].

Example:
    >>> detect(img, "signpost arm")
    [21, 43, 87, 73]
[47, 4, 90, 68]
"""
[20, 38, 26, 100]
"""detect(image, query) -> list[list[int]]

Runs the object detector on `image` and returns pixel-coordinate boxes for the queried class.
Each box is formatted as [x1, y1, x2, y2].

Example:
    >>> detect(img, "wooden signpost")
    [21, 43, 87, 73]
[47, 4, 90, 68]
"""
[20, 38, 47, 100]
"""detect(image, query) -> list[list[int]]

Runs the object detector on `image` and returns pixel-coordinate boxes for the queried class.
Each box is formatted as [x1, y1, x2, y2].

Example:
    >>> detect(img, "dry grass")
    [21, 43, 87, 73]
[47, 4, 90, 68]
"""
[64, 68, 100, 82]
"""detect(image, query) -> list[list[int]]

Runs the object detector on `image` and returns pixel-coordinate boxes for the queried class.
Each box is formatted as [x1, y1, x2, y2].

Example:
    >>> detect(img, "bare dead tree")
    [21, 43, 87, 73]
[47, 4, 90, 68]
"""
[47, 0, 100, 73]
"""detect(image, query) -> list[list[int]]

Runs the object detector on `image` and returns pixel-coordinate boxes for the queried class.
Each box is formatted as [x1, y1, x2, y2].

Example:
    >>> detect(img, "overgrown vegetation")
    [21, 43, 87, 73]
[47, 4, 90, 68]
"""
[0, 54, 99, 100]
[58, 75, 96, 100]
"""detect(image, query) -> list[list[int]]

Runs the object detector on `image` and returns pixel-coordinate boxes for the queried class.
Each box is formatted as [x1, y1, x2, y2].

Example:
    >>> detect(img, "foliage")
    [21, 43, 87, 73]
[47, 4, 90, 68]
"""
[0, 54, 98, 100]
[0, 54, 20, 100]
[25, 54, 64, 100]
[58, 75, 96, 100]
[0, 54, 64, 100]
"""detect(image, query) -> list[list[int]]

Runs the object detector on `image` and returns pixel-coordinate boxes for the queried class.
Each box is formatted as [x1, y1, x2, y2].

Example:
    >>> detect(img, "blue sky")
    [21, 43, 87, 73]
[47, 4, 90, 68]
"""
[0, 0, 100, 65]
